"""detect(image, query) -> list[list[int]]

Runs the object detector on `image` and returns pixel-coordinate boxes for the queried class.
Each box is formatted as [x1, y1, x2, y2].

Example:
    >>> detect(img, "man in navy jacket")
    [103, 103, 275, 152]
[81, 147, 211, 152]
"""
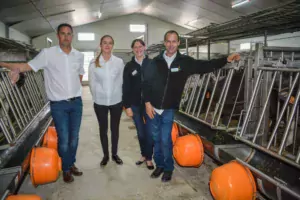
[143, 30, 240, 182]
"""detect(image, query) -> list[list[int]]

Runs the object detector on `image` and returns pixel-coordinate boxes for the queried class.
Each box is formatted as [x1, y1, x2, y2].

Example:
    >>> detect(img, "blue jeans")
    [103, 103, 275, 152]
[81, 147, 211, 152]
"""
[50, 97, 83, 172]
[131, 105, 153, 160]
[148, 109, 174, 171]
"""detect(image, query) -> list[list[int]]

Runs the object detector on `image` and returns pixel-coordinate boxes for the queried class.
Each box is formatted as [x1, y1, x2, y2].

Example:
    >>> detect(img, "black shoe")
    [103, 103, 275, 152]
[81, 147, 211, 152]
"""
[161, 171, 173, 182]
[136, 160, 145, 165]
[100, 156, 109, 166]
[112, 155, 123, 165]
[146, 161, 154, 170]
[150, 167, 164, 178]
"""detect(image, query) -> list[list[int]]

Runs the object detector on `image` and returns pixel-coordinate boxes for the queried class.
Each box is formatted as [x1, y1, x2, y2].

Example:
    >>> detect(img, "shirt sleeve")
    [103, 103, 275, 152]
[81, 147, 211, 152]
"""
[28, 49, 48, 72]
[88, 60, 95, 97]
[79, 53, 85, 75]
[122, 63, 131, 109]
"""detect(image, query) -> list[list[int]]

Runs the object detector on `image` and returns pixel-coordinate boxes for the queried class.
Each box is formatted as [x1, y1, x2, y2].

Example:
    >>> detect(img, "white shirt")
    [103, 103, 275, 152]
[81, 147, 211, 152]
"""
[89, 54, 124, 106]
[154, 51, 177, 115]
[135, 56, 144, 66]
[28, 46, 84, 101]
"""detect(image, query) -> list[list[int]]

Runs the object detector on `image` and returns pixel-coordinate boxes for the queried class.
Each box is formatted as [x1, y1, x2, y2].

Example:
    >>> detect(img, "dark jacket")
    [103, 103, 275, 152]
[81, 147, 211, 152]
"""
[122, 56, 151, 109]
[142, 51, 228, 110]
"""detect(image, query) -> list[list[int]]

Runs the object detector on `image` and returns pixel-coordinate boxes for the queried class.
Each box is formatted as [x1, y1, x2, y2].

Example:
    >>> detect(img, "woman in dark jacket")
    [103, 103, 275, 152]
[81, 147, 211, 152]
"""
[122, 39, 154, 169]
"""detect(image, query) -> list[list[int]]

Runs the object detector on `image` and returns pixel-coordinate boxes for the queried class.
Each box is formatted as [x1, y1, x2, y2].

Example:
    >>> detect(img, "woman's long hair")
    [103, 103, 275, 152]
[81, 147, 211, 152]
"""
[95, 35, 114, 68]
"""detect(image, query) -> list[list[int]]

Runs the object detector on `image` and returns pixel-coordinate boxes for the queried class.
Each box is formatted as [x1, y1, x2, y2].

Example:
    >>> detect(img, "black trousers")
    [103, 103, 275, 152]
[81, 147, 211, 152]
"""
[94, 102, 123, 157]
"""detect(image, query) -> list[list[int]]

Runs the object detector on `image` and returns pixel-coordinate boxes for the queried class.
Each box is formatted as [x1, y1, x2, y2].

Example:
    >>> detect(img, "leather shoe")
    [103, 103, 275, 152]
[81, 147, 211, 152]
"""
[112, 155, 123, 165]
[161, 171, 173, 182]
[100, 156, 109, 166]
[136, 160, 145, 165]
[70, 165, 83, 176]
[146, 161, 154, 170]
[63, 171, 74, 183]
[150, 167, 164, 178]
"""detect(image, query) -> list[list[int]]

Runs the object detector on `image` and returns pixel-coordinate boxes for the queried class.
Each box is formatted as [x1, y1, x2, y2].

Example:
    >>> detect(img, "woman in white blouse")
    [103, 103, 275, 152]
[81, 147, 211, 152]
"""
[89, 35, 124, 166]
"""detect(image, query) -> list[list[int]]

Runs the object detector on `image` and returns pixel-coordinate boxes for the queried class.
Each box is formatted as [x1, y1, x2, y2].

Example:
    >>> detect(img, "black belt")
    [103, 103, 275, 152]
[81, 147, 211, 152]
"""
[66, 96, 80, 101]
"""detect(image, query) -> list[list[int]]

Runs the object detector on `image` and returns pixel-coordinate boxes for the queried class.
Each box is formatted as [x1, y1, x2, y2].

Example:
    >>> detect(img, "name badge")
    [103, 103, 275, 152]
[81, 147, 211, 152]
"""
[132, 70, 138, 76]
[171, 68, 179, 72]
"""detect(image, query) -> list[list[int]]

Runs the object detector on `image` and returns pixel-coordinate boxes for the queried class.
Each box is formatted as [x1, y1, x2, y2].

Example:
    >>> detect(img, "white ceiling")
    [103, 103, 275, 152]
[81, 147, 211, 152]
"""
[0, 0, 292, 38]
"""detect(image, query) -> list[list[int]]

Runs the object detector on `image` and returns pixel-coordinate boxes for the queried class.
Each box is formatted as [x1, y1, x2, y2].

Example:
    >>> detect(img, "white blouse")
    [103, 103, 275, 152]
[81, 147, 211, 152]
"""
[88, 54, 124, 106]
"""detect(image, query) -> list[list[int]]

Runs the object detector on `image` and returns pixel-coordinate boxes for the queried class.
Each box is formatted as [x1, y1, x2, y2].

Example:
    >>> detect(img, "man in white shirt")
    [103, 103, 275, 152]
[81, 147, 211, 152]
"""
[0, 23, 85, 183]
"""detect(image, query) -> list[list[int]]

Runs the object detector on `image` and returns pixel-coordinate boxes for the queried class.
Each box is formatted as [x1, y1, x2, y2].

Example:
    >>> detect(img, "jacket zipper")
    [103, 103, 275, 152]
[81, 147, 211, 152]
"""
[160, 60, 170, 109]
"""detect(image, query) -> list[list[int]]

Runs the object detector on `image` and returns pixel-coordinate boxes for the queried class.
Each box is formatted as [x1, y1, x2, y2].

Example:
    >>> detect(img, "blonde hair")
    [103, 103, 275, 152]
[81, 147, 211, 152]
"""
[95, 35, 114, 68]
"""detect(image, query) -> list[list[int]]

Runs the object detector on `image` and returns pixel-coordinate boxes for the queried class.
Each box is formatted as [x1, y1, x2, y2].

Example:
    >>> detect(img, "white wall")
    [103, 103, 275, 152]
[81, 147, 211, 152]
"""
[230, 32, 300, 51]
[0, 20, 31, 44]
[32, 14, 190, 51]
[9, 28, 31, 44]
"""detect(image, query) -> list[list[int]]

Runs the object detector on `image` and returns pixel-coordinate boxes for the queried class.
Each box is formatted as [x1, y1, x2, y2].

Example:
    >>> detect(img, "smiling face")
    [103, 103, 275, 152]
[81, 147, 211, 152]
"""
[164, 33, 180, 57]
[132, 41, 145, 58]
[100, 36, 114, 54]
[57, 26, 73, 48]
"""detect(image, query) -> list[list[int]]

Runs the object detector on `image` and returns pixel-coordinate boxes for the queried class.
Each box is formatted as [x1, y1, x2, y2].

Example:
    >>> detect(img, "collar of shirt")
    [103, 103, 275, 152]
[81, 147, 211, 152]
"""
[57, 45, 76, 55]
[135, 55, 144, 66]
[163, 51, 177, 68]
[100, 54, 113, 64]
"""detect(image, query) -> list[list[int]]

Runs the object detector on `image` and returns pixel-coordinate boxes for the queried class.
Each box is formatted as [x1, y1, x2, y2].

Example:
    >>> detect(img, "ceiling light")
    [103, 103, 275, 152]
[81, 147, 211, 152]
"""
[232, 0, 250, 8]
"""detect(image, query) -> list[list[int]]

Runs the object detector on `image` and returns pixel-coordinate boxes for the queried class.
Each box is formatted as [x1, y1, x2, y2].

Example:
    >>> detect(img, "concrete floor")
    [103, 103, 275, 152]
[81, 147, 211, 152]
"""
[19, 86, 216, 200]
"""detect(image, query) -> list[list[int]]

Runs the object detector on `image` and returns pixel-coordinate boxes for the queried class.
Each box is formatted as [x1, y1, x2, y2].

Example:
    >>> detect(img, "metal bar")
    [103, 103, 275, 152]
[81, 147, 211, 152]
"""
[186, 38, 188, 56]
[208, 40, 210, 60]
[180, 77, 193, 110]
[196, 74, 211, 118]
[195, 74, 206, 117]
[215, 69, 234, 126]
[264, 30, 268, 47]
[227, 40, 230, 54]
[293, 106, 298, 155]
[12, 81, 32, 121]
[32, 72, 46, 105]
[227, 68, 246, 129]
[0, 118, 12, 143]
[275, 73, 283, 147]
[23, 74, 39, 113]
[192, 75, 207, 116]
[258, 67, 300, 72]
[239, 70, 263, 137]
[4, 73, 29, 123]
[296, 149, 300, 163]
[236, 135, 300, 170]
[27, 73, 43, 108]
[196, 43, 199, 59]
[252, 71, 278, 143]
[205, 70, 221, 120]
[0, 98, 16, 138]
[187, 75, 200, 114]
[267, 73, 300, 149]
[1, 73, 26, 127]
[16, 85, 33, 118]
[0, 77, 22, 129]
[236, 158, 300, 199]
[35, 72, 47, 102]
[279, 85, 300, 155]
[212, 69, 233, 124]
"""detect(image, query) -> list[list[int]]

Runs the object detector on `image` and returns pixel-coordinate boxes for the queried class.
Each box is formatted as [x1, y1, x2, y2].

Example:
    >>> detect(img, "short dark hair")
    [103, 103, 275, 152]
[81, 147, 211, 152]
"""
[164, 30, 179, 41]
[57, 23, 73, 34]
[131, 39, 145, 48]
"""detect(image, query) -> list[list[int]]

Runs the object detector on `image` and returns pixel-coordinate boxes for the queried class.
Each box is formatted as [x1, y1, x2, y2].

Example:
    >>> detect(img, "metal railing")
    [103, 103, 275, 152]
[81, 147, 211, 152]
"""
[236, 47, 300, 169]
[0, 69, 47, 149]
[179, 60, 247, 132]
